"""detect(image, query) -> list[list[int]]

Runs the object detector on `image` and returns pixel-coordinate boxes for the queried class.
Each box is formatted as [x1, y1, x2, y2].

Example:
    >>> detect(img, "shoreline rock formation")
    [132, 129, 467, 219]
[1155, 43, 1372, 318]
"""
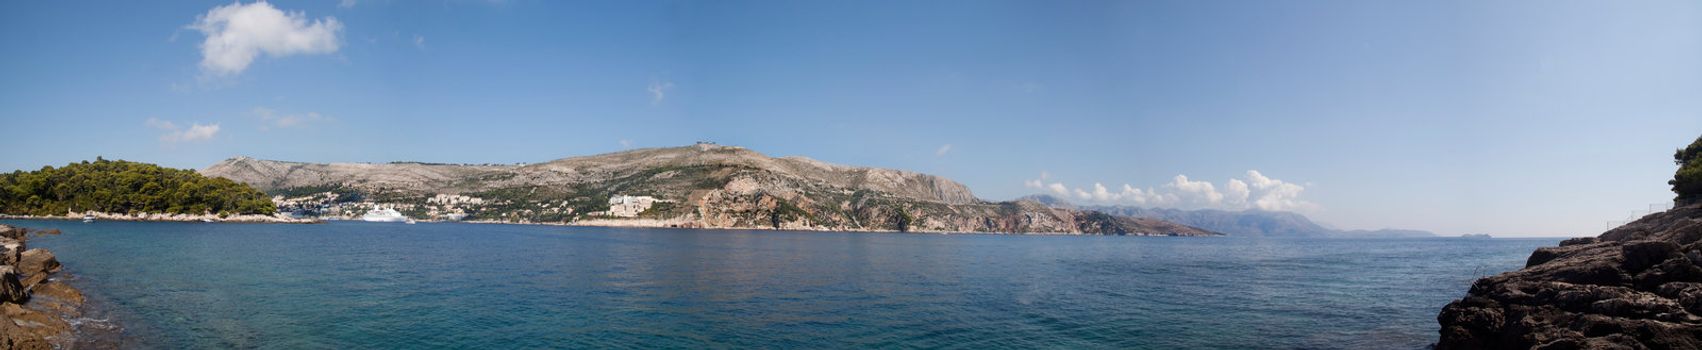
[0, 225, 85, 349]
[1435, 204, 1702, 349]
[200, 145, 1221, 236]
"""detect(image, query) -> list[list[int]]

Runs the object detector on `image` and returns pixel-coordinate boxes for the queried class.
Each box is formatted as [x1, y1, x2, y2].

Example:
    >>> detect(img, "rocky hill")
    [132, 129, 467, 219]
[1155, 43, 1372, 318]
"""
[201, 144, 1217, 236]
[1020, 194, 1434, 237]
[1435, 204, 1702, 349]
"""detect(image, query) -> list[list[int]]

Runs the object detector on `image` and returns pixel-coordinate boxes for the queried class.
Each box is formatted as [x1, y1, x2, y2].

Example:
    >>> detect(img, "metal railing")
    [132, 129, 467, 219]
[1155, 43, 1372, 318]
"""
[1604, 202, 1674, 230]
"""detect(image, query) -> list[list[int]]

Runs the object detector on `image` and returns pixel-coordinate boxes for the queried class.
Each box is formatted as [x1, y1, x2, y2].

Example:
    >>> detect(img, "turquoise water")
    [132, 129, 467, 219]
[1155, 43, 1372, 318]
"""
[6, 220, 1555, 349]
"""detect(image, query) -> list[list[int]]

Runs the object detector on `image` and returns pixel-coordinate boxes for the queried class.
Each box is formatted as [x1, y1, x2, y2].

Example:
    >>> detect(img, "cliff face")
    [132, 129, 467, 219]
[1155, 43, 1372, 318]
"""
[1436, 204, 1702, 349]
[201, 145, 1218, 236]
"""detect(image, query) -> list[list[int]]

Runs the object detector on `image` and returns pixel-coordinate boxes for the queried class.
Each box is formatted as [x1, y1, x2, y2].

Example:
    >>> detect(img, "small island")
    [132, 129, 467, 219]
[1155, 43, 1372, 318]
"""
[0, 158, 303, 223]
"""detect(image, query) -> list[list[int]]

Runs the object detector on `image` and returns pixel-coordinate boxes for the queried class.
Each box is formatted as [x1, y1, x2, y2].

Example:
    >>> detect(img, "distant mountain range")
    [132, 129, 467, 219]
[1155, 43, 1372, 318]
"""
[201, 144, 1218, 236]
[1016, 194, 1435, 238]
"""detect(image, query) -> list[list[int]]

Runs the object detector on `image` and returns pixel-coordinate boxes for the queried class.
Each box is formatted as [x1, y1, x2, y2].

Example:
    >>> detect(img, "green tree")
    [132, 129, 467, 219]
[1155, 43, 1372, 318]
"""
[0, 159, 275, 216]
[1673, 135, 1702, 205]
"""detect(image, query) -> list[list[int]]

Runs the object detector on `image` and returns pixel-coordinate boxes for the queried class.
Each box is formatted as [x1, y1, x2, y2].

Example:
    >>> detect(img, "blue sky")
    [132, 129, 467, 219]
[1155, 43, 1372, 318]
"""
[2, 1, 1700, 237]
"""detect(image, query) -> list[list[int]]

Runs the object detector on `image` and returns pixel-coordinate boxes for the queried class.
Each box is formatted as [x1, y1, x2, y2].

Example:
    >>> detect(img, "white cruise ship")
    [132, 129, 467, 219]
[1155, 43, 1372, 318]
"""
[361, 208, 409, 223]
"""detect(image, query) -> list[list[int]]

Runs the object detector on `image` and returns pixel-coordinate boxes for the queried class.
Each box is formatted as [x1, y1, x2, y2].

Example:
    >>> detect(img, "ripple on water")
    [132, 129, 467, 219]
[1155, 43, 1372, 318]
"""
[5, 221, 1555, 349]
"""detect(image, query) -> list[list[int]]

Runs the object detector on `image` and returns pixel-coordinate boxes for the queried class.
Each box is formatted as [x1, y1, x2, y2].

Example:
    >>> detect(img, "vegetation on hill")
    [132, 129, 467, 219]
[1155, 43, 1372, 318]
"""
[0, 158, 275, 216]
[1673, 134, 1702, 205]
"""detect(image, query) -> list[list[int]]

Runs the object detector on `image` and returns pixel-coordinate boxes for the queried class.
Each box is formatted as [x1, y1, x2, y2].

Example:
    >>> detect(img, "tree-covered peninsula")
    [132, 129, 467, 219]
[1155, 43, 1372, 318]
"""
[0, 158, 274, 216]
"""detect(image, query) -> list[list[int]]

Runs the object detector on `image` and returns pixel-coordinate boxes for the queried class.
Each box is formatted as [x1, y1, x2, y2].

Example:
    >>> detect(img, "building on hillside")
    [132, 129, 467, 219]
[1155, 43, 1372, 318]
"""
[603, 195, 660, 217]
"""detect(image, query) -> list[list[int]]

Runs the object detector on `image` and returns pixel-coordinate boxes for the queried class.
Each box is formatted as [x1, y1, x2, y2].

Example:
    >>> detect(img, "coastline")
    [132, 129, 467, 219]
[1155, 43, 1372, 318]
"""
[1436, 203, 1702, 348]
[460, 217, 1209, 236]
[0, 224, 90, 349]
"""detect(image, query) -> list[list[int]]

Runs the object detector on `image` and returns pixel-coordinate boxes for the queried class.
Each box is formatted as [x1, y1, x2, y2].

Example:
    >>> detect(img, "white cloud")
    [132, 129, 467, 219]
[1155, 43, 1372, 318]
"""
[413, 34, 426, 49]
[1023, 170, 1316, 212]
[1023, 172, 1074, 197]
[338, 0, 357, 8]
[1048, 183, 1069, 196]
[147, 118, 220, 143]
[253, 107, 328, 129]
[1224, 178, 1250, 207]
[1244, 170, 1309, 211]
[935, 144, 953, 156]
[648, 81, 674, 105]
[145, 117, 177, 130]
[1169, 175, 1224, 207]
[619, 139, 633, 149]
[189, 2, 343, 76]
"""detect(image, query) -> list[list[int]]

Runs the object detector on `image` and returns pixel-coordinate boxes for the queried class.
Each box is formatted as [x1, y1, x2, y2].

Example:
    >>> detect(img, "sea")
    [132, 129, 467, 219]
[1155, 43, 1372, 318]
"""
[2, 220, 1557, 349]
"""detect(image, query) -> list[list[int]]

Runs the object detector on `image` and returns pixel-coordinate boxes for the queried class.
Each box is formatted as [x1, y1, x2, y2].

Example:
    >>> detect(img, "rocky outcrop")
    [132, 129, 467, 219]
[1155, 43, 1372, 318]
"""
[201, 145, 1220, 235]
[0, 239, 20, 267]
[0, 225, 84, 349]
[16, 250, 58, 289]
[1436, 204, 1702, 349]
[0, 267, 26, 304]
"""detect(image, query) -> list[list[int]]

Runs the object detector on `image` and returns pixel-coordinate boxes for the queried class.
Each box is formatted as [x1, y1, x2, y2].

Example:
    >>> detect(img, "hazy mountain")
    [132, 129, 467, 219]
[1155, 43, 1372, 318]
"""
[202, 144, 1218, 236]
[1016, 194, 1434, 238]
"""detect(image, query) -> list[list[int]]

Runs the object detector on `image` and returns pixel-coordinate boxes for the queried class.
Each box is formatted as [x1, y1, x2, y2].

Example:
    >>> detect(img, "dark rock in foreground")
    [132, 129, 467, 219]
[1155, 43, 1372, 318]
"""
[0, 267, 25, 304]
[0, 225, 83, 349]
[1436, 204, 1702, 349]
[17, 249, 59, 289]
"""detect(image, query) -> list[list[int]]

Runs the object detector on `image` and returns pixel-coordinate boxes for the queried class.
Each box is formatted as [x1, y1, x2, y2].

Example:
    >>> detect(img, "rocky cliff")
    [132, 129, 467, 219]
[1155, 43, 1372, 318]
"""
[1436, 204, 1702, 349]
[0, 225, 84, 349]
[202, 145, 1218, 236]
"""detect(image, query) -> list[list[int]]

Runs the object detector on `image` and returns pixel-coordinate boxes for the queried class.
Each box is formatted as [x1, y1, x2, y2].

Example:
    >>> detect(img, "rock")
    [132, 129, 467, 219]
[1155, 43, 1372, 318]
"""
[0, 237, 21, 267]
[1437, 204, 1702, 349]
[0, 226, 84, 349]
[0, 266, 26, 304]
[0, 303, 69, 346]
[16, 249, 59, 288]
[1560, 237, 1599, 246]
[0, 225, 23, 241]
[0, 319, 51, 350]
[24, 281, 82, 319]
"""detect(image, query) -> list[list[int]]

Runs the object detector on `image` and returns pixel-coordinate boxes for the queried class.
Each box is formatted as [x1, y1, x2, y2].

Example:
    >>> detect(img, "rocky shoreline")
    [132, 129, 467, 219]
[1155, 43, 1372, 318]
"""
[1436, 204, 1702, 349]
[0, 224, 86, 349]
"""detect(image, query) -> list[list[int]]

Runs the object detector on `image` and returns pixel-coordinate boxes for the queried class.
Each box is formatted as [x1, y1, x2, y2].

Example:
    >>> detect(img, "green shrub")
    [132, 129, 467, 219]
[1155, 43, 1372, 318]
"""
[1673, 135, 1702, 205]
[0, 158, 275, 216]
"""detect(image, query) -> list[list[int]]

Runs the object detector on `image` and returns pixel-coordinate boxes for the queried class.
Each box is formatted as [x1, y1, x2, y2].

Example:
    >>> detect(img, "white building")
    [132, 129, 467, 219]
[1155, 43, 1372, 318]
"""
[604, 195, 660, 217]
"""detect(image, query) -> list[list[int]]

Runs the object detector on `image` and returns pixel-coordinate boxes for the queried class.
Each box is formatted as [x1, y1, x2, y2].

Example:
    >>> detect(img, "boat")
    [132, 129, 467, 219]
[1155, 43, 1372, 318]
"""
[82, 215, 94, 223]
[361, 208, 409, 223]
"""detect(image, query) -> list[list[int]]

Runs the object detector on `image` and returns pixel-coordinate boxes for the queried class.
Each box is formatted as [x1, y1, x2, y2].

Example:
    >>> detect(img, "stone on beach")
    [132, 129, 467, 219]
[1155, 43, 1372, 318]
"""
[0, 225, 83, 348]
[0, 238, 20, 267]
[0, 267, 26, 304]
[16, 249, 58, 288]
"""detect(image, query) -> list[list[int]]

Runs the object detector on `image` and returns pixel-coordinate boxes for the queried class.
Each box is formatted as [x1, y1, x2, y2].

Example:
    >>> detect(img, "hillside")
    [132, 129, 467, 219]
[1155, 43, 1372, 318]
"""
[202, 144, 1217, 236]
[1019, 194, 1434, 237]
